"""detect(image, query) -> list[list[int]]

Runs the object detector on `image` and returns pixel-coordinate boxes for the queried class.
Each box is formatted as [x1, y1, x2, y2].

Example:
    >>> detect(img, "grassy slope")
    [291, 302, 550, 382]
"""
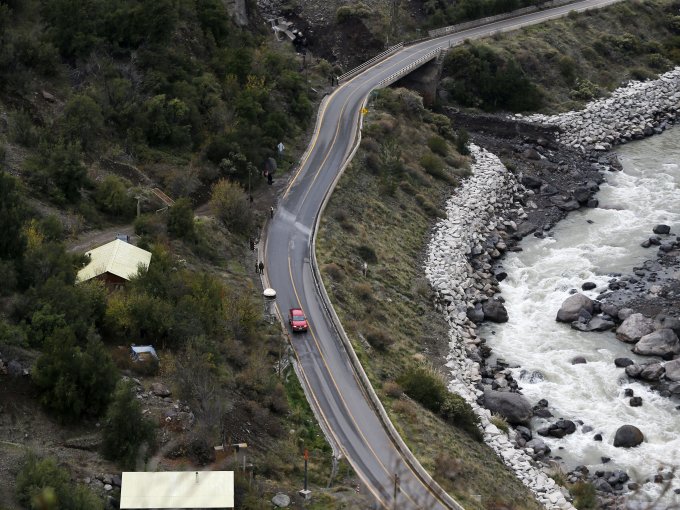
[316, 90, 542, 510]
[456, 0, 680, 113]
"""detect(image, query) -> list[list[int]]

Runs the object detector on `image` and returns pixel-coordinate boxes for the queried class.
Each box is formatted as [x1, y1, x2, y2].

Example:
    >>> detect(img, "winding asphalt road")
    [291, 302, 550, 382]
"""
[262, 1, 623, 507]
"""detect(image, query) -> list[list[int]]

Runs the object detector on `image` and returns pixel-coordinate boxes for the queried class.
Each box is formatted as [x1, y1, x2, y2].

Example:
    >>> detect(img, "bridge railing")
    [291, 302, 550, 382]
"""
[428, 0, 579, 38]
[376, 47, 442, 88]
[338, 42, 404, 83]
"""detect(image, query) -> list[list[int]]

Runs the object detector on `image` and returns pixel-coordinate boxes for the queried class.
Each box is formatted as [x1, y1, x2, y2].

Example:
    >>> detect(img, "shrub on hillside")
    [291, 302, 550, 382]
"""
[210, 179, 253, 236]
[32, 327, 118, 422]
[167, 197, 195, 239]
[364, 327, 394, 351]
[16, 454, 103, 510]
[8, 109, 38, 147]
[427, 136, 448, 157]
[0, 171, 27, 260]
[442, 44, 542, 112]
[398, 365, 448, 414]
[356, 244, 378, 264]
[102, 380, 156, 469]
[94, 175, 135, 217]
[441, 393, 482, 440]
[571, 481, 597, 509]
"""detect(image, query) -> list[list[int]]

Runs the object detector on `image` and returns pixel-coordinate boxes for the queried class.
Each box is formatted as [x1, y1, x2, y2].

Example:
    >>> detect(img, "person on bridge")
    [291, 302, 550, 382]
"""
[258, 261, 265, 274]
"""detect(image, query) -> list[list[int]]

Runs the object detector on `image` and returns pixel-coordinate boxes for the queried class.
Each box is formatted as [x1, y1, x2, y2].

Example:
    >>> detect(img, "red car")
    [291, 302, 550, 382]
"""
[288, 308, 309, 333]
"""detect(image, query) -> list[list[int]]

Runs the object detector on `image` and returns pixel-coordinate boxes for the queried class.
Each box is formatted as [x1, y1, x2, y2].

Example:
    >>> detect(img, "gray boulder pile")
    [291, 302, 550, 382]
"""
[425, 145, 575, 510]
[524, 67, 680, 151]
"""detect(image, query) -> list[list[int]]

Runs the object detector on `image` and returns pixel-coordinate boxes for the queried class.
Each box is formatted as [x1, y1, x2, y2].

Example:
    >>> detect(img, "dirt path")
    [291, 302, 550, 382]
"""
[67, 224, 135, 253]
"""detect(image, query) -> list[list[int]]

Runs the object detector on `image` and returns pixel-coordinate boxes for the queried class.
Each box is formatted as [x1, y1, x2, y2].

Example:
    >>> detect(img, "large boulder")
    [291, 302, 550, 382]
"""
[571, 316, 616, 332]
[482, 300, 508, 323]
[483, 390, 532, 425]
[151, 382, 172, 397]
[663, 359, 680, 382]
[556, 294, 594, 323]
[613, 425, 644, 448]
[633, 329, 680, 357]
[639, 363, 665, 381]
[467, 304, 485, 323]
[616, 314, 655, 343]
[654, 315, 680, 337]
[653, 224, 671, 235]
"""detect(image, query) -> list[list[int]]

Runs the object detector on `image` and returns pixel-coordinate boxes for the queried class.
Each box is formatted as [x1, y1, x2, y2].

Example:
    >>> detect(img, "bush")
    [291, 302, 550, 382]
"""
[0, 171, 27, 260]
[356, 244, 378, 263]
[134, 214, 165, 237]
[570, 78, 601, 101]
[383, 381, 403, 398]
[322, 262, 345, 282]
[364, 327, 393, 351]
[354, 282, 374, 302]
[441, 393, 482, 440]
[571, 481, 597, 509]
[442, 44, 542, 112]
[94, 175, 135, 217]
[490, 413, 509, 433]
[102, 380, 156, 469]
[167, 197, 195, 239]
[16, 454, 103, 510]
[209, 179, 253, 235]
[8, 109, 38, 147]
[62, 94, 104, 151]
[32, 327, 118, 422]
[629, 67, 657, 81]
[398, 365, 448, 414]
[456, 129, 470, 156]
[427, 136, 448, 157]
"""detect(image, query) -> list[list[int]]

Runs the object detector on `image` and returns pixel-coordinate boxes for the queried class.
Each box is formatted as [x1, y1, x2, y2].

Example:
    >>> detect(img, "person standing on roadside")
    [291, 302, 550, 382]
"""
[258, 261, 264, 274]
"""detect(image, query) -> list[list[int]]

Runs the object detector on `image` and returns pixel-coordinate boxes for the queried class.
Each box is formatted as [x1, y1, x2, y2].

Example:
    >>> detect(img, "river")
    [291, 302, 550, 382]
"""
[479, 128, 680, 505]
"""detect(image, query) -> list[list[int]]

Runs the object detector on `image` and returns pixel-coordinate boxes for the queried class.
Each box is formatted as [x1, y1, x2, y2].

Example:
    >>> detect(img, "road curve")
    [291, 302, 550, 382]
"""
[263, 0, 623, 507]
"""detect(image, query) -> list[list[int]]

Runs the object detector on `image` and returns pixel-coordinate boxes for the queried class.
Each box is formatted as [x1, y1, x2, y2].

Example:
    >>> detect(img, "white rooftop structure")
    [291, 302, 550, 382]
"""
[77, 239, 152, 283]
[120, 471, 234, 509]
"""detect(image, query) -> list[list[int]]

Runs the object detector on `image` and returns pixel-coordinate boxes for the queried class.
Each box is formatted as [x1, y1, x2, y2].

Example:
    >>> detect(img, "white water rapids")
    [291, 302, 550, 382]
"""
[479, 129, 680, 505]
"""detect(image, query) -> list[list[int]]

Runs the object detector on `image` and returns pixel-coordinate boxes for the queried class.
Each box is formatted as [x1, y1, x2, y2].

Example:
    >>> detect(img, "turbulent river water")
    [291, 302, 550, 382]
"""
[479, 128, 680, 505]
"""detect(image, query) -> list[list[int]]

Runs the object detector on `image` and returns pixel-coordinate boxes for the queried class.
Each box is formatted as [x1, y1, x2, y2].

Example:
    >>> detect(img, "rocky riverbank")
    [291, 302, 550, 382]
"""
[523, 67, 680, 151]
[427, 70, 680, 508]
[425, 144, 578, 510]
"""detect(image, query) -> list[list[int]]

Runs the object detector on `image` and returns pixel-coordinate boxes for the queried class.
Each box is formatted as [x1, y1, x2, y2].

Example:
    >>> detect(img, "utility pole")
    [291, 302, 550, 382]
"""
[303, 449, 308, 491]
[299, 449, 311, 499]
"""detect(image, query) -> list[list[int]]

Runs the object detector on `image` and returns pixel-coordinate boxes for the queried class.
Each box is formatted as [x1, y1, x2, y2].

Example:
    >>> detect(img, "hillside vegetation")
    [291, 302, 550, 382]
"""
[0, 0, 357, 508]
[439, 0, 680, 112]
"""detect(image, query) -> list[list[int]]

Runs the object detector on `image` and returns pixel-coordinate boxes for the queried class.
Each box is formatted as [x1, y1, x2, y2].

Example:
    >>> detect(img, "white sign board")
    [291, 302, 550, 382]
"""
[120, 471, 234, 508]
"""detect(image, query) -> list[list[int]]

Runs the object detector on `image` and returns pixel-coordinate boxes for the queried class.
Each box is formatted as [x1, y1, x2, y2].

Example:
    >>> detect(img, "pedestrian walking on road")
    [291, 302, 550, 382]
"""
[255, 261, 260, 274]
[258, 261, 264, 274]
[270, 206, 274, 219]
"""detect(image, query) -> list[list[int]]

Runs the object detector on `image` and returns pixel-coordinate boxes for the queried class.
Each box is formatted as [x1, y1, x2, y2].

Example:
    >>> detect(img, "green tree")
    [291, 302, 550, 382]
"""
[102, 380, 155, 469]
[25, 141, 87, 203]
[167, 197, 195, 239]
[0, 171, 27, 260]
[32, 327, 118, 422]
[62, 94, 104, 151]
[19, 243, 78, 288]
[143, 94, 192, 148]
[16, 454, 103, 510]
[41, 0, 102, 58]
[94, 175, 135, 217]
[209, 179, 252, 235]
